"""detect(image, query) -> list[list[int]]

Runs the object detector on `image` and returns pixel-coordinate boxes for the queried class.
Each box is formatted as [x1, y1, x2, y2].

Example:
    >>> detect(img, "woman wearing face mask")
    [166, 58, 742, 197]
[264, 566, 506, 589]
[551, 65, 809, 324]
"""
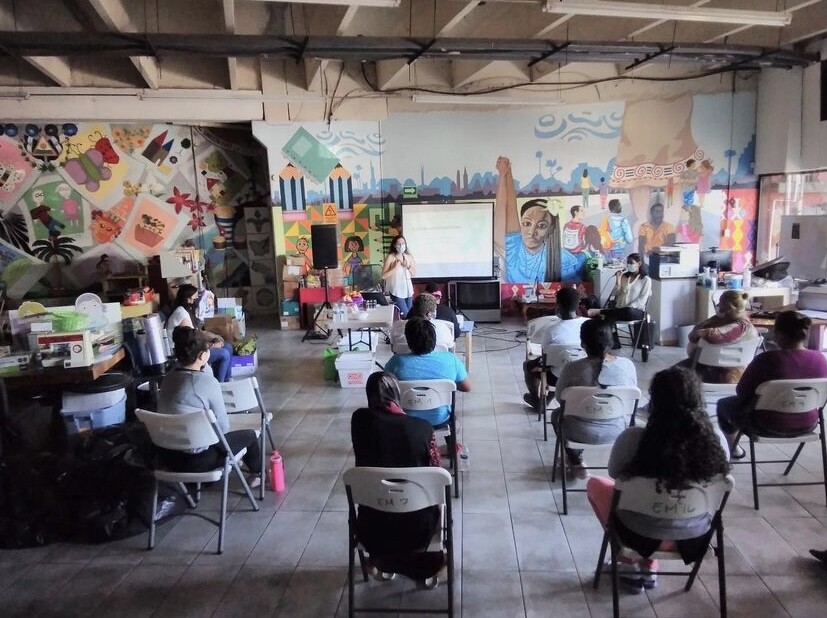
[382, 235, 416, 318]
[594, 253, 652, 349]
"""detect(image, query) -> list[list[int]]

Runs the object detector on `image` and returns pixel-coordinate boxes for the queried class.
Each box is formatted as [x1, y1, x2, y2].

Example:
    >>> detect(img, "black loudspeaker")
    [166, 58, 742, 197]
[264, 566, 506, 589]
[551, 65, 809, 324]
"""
[310, 224, 339, 269]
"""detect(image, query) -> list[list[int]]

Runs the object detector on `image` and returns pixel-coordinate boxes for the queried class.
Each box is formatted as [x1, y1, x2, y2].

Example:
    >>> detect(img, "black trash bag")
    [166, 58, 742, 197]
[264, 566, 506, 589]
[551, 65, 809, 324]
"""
[57, 423, 188, 543]
[0, 422, 188, 548]
[0, 452, 72, 548]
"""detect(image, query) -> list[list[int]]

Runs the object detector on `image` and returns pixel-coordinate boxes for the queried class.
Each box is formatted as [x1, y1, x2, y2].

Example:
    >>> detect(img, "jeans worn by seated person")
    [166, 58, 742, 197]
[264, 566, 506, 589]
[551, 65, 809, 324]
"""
[384, 351, 467, 427]
[208, 342, 233, 383]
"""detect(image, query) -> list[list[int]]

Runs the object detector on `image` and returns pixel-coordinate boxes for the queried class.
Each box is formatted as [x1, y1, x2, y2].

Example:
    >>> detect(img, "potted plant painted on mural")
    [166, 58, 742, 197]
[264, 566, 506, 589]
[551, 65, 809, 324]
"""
[32, 235, 82, 291]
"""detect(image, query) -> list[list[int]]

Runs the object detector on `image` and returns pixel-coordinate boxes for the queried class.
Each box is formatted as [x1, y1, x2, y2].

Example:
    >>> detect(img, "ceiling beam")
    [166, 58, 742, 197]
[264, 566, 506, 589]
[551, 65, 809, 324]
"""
[85, 0, 160, 88]
[23, 56, 72, 87]
[622, 1, 713, 41]
[375, 1, 482, 90]
[223, 0, 238, 89]
[0, 32, 814, 68]
[704, 0, 823, 44]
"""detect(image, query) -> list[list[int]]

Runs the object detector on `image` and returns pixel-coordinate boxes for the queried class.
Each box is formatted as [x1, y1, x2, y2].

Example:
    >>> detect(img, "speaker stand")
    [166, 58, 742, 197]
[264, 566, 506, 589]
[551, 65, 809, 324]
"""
[302, 267, 334, 342]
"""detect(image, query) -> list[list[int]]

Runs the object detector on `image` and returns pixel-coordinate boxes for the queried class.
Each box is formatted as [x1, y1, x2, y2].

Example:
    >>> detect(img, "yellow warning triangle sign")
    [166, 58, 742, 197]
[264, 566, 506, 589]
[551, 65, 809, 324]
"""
[323, 203, 337, 223]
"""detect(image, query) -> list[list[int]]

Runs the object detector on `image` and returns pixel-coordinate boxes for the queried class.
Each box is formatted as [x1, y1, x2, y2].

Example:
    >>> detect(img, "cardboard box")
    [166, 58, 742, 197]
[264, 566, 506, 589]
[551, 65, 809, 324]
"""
[231, 351, 258, 377]
[282, 300, 300, 316]
[325, 267, 343, 286]
[286, 256, 306, 267]
[282, 264, 302, 281]
[279, 316, 301, 330]
[204, 315, 240, 342]
[283, 281, 299, 301]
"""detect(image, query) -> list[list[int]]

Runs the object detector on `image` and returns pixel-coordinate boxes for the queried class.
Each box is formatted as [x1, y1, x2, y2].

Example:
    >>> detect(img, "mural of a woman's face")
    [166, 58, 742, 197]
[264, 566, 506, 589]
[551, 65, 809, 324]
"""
[520, 205, 551, 252]
[296, 237, 309, 253]
[347, 239, 359, 253]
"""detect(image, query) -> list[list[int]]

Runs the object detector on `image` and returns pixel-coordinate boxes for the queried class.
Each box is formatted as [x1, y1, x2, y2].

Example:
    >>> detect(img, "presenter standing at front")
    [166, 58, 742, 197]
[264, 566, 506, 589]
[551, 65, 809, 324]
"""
[382, 235, 416, 318]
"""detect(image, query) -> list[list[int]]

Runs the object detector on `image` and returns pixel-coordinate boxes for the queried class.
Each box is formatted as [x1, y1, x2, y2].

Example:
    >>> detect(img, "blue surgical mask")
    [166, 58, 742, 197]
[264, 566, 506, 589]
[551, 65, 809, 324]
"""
[626, 263, 639, 274]
[396, 244, 406, 253]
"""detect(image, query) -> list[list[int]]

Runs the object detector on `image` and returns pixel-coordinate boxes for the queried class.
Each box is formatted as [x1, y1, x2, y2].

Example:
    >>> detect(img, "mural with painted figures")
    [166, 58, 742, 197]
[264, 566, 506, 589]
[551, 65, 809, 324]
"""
[0, 123, 271, 312]
[254, 90, 756, 298]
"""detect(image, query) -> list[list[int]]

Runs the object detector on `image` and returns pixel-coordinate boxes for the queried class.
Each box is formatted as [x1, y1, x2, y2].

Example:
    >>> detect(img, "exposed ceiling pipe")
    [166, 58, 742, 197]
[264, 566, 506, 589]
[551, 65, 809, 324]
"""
[0, 32, 815, 68]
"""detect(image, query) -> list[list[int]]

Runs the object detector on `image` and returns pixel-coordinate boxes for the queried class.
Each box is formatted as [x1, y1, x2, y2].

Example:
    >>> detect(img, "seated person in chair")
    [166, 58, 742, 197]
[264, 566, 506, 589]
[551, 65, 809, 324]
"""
[592, 253, 652, 350]
[553, 319, 637, 479]
[390, 293, 455, 352]
[678, 289, 758, 384]
[385, 317, 471, 428]
[424, 282, 461, 338]
[166, 284, 233, 382]
[587, 366, 731, 594]
[156, 327, 261, 487]
[522, 286, 588, 408]
[717, 311, 827, 458]
[350, 371, 444, 583]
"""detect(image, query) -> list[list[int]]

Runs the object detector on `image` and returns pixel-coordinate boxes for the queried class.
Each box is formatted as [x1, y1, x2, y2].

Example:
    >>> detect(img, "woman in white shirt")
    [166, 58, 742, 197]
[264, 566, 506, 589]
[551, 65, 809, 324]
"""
[382, 235, 416, 318]
[166, 284, 233, 382]
[596, 253, 652, 349]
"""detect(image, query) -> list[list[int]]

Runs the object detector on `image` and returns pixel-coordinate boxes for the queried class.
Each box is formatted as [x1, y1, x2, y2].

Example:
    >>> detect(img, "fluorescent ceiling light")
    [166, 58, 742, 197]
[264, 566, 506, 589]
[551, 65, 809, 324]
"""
[412, 94, 560, 106]
[544, 0, 792, 27]
[249, 0, 401, 7]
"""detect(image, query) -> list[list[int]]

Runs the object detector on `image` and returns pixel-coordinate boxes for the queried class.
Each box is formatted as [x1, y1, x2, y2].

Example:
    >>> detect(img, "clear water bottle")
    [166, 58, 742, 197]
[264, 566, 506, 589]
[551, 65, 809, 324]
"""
[742, 263, 752, 289]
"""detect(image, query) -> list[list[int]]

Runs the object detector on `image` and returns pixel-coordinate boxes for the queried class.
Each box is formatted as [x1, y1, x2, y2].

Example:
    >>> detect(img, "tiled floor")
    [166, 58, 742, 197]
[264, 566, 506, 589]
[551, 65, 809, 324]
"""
[3, 318, 827, 617]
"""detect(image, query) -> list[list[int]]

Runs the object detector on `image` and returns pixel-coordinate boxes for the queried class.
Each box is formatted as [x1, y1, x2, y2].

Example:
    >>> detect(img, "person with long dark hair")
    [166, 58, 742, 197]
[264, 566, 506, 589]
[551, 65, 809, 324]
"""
[156, 327, 261, 485]
[587, 366, 731, 593]
[166, 284, 233, 382]
[382, 234, 415, 318]
[552, 318, 637, 479]
[717, 310, 827, 458]
[350, 371, 443, 583]
[594, 253, 652, 349]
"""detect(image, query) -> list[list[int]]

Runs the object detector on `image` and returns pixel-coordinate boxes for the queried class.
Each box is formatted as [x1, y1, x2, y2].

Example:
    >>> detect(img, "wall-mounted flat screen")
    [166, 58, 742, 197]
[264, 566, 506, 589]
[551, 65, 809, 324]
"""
[402, 201, 494, 279]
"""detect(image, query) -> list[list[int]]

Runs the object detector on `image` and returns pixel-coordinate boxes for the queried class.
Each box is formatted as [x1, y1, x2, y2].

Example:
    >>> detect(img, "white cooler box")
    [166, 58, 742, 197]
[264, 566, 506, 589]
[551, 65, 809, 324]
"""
[335, 351, 376, 388]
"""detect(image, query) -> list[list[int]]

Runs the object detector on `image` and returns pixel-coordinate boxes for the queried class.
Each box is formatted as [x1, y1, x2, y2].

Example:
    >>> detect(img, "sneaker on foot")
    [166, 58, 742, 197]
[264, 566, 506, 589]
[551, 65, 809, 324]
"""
[618, 564, 643, 594]
[248, 475, 262, 489]
[642, 572, 657, 590]
[522, 393, 540, 408]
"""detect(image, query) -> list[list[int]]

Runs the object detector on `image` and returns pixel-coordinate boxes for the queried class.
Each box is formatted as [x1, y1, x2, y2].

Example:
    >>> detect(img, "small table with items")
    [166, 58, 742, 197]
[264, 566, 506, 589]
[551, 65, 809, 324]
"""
[333, 305, 395, 351]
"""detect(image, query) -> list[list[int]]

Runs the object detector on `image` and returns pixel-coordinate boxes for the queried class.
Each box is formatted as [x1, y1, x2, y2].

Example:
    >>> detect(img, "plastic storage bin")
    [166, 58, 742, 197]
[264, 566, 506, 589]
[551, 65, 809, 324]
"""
[61, 397, 126, 434]
[334, 351, 375, 388]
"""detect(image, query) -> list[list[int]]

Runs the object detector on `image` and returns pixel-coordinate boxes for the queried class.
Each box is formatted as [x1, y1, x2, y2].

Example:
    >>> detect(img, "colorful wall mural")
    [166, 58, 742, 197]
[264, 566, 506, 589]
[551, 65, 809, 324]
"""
[253, 91, 757, 302]
[0, 122, 275, 313]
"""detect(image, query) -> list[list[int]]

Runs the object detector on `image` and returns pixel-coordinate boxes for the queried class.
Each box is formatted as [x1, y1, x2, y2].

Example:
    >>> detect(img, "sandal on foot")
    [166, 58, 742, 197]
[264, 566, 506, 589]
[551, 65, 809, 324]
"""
[731, 445, 746, 460]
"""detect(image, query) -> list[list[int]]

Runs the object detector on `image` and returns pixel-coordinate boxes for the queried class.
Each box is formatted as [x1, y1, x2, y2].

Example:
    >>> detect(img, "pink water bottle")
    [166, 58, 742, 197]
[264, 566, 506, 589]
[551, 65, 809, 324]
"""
[270, 450, 286, 493]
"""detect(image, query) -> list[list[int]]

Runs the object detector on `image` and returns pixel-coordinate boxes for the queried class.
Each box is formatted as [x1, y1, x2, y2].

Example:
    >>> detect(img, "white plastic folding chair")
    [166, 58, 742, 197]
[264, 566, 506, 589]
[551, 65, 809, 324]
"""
[135, 407, 260, 554]
[343, 466, 454, 618]
[552, 385, 642, 515]
[736, 378, 827, 510]
[221, 376, 272, 499]
[398, 379, 460, 498]
[593, 474, 735, 618]
[536, 343, 587, 441]
[692, 338, 762, 416]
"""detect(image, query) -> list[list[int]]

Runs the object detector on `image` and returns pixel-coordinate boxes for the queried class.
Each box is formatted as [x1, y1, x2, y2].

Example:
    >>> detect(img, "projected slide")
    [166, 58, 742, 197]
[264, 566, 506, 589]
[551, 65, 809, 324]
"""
[402, 202, 494, 279]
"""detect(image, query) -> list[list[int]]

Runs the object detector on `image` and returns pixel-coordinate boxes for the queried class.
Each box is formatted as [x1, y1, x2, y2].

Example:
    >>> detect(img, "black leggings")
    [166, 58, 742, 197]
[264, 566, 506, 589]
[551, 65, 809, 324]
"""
[600, 307, 645, 322]
[156, 429, 262, 474]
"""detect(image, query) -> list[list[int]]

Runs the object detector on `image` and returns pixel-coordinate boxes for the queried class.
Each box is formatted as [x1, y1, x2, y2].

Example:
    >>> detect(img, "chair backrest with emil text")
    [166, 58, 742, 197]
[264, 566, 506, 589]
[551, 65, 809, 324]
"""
[135, 406, 219, 452]
[343, 466, 452, 515]
[695, 337, 761, 368]
[542, 343, 587, 372]
[754, 378, 827, 419]
[613, 474, 735, 541]
[559, 385, 642, 423]
[397, 379, 457, 414]
[220, 376, 260, 413]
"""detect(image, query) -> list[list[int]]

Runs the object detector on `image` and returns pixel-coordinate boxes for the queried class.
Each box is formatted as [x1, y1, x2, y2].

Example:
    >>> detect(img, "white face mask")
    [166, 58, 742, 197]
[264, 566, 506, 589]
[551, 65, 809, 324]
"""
[396, 244, 406, 254]
[626, 263, 639, 274]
